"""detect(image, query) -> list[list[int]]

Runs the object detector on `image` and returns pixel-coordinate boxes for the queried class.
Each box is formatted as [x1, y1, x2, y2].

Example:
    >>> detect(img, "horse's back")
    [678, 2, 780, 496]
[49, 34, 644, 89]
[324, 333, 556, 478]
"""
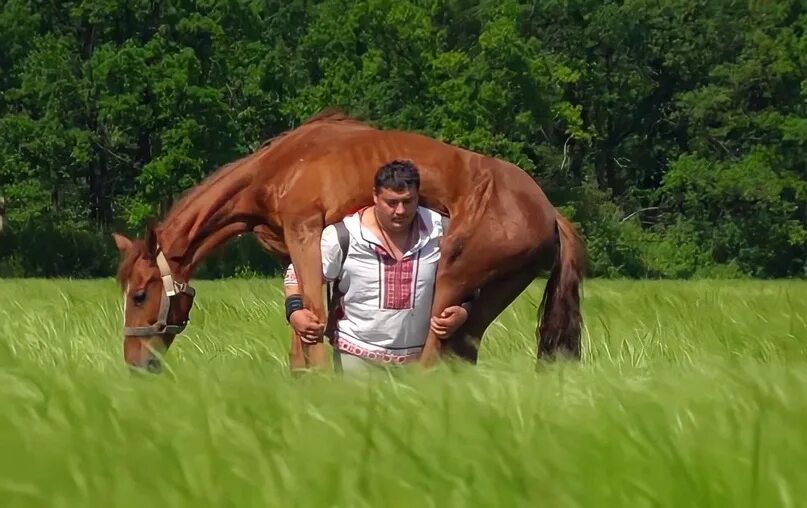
[270, 120, 556, 241]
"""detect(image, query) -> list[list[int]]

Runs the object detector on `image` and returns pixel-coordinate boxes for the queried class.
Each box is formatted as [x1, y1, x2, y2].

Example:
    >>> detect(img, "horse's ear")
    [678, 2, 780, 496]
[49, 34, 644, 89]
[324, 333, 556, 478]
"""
[112, 233, 133, 253]
[144, 218, 159, 259]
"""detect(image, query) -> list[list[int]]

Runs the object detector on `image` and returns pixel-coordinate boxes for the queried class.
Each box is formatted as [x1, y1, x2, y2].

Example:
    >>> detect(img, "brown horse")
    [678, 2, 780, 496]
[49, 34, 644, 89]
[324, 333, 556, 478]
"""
[113, 109, 584, 373]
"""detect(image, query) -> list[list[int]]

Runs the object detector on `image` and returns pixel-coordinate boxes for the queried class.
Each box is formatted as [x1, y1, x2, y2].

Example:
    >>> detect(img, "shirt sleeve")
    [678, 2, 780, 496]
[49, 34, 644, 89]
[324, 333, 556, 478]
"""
[440, 216, 451, 236]
[320, 224, 344, 282]
[283, 225, 344, 287]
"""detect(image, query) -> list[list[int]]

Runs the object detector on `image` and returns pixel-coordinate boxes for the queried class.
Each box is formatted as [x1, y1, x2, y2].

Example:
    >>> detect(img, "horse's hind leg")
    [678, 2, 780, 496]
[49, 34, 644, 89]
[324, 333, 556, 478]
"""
[418, 178, 557, 367]
[442, 266, 541, 363]
[419, 234, 545, 367]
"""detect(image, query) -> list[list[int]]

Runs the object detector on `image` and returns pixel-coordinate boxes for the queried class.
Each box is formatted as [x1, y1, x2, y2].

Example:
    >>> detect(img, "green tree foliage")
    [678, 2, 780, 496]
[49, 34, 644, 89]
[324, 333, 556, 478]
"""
[0, 0, 805, 278]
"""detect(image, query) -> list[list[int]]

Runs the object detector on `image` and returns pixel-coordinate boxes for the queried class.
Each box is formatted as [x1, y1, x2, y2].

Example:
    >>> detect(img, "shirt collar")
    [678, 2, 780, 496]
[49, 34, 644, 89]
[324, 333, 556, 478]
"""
[346, 206, 438, 257]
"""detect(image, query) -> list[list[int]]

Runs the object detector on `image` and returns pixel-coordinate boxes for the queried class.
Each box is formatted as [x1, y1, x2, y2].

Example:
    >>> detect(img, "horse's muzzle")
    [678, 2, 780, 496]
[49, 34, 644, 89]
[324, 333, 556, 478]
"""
[124, 336, 167, 374]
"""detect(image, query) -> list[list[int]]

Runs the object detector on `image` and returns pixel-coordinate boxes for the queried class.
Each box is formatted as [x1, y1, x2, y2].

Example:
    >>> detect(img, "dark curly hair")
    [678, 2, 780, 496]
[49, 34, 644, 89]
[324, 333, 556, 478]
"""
[374, 160, 420, 193]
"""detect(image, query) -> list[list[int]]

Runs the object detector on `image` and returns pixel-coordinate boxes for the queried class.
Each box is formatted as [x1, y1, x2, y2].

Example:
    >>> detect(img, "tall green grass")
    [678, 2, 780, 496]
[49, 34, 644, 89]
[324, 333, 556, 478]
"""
[1, 278, 806, 507]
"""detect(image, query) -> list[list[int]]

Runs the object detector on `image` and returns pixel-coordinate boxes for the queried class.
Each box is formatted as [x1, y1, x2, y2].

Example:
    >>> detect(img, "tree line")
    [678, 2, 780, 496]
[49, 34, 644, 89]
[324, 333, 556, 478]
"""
[1, 0, 805, 279]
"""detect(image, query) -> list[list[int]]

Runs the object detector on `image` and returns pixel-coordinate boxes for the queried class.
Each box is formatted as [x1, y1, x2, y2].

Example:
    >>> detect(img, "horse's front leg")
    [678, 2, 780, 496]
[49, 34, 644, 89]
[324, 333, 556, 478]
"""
[284, 220, 329, 372]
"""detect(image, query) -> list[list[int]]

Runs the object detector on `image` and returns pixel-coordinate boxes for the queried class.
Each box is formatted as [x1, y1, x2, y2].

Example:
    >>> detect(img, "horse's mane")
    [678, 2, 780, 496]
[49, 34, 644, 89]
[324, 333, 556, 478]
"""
[113, 106, 372, 285]
[155, 158, 246, 231]
[162, 108, 369, 222]
[115, 107, 374, 284]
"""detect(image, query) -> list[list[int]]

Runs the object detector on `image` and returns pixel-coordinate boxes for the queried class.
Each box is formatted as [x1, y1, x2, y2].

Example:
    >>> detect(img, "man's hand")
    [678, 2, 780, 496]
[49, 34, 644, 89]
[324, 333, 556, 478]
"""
[430, 305, 469, 339]
[289, 309, 325, 344]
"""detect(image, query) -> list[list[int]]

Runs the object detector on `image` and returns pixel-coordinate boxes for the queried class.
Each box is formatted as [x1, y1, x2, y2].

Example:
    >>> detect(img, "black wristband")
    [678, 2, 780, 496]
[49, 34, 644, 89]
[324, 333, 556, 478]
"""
[285, 294, 305, 322]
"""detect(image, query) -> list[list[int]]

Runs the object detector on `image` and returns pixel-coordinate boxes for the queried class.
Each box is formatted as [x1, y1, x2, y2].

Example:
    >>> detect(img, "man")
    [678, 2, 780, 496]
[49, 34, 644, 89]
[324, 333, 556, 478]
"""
[283, 160, 471, 372]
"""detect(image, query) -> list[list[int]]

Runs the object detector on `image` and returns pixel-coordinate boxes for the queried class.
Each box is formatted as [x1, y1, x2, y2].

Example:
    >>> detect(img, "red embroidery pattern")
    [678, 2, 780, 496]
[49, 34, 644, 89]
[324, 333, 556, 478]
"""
[333, 337, 420, 364]
[377, 248, 415, 309]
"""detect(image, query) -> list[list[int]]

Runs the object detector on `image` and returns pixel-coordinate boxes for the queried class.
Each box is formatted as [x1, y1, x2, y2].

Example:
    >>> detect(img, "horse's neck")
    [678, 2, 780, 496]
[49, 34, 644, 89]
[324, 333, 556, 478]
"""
[157, 167, 267, 274]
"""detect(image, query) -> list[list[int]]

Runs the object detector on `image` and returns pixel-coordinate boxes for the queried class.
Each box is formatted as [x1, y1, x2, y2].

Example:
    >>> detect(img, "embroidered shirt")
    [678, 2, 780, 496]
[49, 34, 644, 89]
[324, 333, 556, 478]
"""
[284, 206, 448, 364]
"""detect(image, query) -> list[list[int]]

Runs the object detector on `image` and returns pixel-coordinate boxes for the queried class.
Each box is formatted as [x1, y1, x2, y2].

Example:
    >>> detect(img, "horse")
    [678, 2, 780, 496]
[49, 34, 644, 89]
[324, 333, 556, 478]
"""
[112, 109, 585, 373]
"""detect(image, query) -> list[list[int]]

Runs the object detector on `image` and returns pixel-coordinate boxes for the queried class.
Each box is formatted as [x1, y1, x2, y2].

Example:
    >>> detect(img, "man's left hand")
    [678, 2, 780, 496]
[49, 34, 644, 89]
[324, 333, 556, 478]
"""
[430, 305, 469, 339]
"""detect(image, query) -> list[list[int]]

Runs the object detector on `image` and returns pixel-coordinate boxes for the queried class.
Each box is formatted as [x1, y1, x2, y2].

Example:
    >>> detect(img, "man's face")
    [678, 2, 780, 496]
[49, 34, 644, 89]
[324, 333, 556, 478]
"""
[373, 185, 419, 233]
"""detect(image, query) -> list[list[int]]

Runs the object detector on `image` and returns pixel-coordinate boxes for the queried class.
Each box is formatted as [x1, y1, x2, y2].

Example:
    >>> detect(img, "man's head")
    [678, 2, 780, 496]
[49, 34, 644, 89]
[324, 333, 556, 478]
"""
[373, 160, 420, 234]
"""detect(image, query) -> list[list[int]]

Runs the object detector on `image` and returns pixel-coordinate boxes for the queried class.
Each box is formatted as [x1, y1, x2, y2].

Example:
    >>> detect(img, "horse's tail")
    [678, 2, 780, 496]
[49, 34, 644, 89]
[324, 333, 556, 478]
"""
[536, 212, 585, 361]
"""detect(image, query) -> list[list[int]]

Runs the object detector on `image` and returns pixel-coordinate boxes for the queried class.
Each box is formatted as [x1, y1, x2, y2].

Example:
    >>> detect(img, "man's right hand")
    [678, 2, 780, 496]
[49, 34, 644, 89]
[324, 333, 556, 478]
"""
[289, 309, 325, 344]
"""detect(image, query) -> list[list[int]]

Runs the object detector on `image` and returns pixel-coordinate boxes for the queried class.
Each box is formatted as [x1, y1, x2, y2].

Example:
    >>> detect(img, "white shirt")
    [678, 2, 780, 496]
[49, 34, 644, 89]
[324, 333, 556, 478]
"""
[284, 206, 447, 364]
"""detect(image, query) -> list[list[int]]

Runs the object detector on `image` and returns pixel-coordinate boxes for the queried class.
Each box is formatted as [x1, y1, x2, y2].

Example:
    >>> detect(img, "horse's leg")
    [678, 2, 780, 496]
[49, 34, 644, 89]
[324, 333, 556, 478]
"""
[419, 266, 471, 366]
[419, 228, 537, 366]
[419, 201, 559, 367]
[286, 329, 303, 371]
[442, 266, 541, 363]
[252, 229, 310, 370]
[280, 259, 311, 373]
[283, 221, 329, 371]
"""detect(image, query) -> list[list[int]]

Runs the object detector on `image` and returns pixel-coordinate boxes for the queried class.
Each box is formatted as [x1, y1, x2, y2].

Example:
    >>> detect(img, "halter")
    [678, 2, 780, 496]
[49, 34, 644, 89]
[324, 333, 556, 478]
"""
[123, 249, 196, 337]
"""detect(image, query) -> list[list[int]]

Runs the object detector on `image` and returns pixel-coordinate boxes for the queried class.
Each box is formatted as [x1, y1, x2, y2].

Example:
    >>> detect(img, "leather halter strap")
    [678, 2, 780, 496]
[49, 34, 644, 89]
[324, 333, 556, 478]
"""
[123, 249, 196, 337]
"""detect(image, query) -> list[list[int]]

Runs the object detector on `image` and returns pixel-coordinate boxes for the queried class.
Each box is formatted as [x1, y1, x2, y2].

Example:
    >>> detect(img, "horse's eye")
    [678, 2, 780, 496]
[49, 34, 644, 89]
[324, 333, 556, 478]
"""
[133, 289, 147, 306]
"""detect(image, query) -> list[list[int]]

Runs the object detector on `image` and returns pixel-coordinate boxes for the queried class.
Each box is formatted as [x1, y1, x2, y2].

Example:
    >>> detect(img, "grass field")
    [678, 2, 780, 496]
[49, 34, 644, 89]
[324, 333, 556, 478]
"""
[1, 278, 806, 507]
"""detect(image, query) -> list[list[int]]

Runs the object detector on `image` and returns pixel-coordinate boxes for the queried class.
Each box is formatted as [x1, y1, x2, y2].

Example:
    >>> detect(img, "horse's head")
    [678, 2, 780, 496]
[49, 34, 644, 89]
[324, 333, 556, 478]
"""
[113, 224, 196, 373]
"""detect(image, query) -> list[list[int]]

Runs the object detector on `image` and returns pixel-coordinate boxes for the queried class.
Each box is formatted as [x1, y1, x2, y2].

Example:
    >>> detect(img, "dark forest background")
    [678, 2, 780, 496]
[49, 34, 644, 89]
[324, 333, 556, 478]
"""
[1, 0, 805, 279]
